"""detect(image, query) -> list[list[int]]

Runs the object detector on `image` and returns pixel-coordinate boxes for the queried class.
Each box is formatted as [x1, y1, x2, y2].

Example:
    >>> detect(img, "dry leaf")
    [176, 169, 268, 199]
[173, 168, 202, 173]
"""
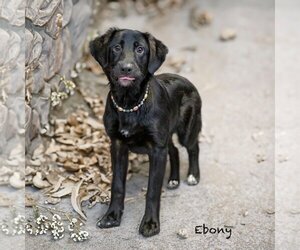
[45, 139, 61, 155]
[85, 55, 103, 75]
[68, 175, 80, 182]
[55, 121, 66, 134]
[86, 184, 102, 192]
[28, 158, 42, 166]
[100, 172, 111, 184]
[85, 117, 104, 130]
[44, 171, 59, 185]
[88, 195, 101, 208]
[0, 194, 13, 207]
[26, 91, 146, 209]
[9, 172, 25, 189]
[71, 179, 87, 220]
[81, 190, 99, 203]
[64, 161, 79, 172]
[67, 113, 79, 126]
[51, 183, 74, 198]
[89, 155, 98, 166]
[32, 144, 45, 160]
[49, 176, 65, 193]
[25, 166, 36, 176]
[0, 166, 12, 176]
[33, 172, 51, 189]
[77, 143, 93, 153]
[25, 194, 37, 207]
[45, 197, 61, 205]
[55, 137, 75, 145]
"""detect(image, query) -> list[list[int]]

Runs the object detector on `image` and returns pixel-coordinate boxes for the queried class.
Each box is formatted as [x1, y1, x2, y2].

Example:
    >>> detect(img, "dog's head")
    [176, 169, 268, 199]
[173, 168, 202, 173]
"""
[90, 28, 168, 87]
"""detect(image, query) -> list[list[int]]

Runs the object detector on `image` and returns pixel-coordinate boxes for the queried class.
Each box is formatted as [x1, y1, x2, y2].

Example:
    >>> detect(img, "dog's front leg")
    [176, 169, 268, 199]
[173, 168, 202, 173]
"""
[139, 146, 167, 237]
[97, 139, 128, 228]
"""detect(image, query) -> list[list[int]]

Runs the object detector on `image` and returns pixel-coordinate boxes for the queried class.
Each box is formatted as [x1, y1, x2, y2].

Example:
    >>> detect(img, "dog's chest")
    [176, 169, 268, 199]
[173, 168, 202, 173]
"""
[118, 112, 147, 139]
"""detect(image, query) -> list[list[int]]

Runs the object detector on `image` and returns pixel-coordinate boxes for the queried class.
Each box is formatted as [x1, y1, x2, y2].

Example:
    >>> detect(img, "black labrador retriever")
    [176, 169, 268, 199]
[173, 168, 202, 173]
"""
[90, 28, 202, 237]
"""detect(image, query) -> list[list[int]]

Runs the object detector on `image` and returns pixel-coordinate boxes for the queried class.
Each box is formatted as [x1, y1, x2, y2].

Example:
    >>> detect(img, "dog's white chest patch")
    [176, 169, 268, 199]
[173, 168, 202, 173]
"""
[120, 129, 130, 137]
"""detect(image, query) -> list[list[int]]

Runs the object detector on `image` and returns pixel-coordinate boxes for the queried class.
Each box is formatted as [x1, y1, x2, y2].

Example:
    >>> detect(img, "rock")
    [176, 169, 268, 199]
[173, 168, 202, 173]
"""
[220, 28, 237, 41]
[265, 208, 275, 215]
[167, 56, 186, 73]
[256, 153, 267, 163]
[9, 172, 25, 189]
[242, 210, 249, 217]
[190, 9, 213, 29]
[251, 131, 264, 141]
[177, 228, 188, 239]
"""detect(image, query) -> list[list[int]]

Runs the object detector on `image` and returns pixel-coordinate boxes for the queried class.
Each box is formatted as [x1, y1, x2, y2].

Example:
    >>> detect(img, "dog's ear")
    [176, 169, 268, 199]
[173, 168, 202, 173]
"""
[89, 27, 119, 68]
[144, 33, 168, 75]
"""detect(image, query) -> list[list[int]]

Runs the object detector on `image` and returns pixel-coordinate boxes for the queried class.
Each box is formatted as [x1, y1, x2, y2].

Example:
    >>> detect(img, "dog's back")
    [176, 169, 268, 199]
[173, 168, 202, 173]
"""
[156, 73, 202, 143]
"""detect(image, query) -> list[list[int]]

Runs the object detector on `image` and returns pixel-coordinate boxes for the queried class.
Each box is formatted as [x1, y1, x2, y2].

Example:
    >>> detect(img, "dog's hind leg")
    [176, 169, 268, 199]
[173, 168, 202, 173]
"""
[167, 138, 180, 189]
[185, 112, 201, 185]
[177, 100, 202, 185]
[186, 142, 200, 185]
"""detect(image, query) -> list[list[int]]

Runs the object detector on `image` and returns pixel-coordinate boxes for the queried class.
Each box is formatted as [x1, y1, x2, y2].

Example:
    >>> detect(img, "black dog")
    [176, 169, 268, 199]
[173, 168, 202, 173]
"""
[90, 28, 202, 237]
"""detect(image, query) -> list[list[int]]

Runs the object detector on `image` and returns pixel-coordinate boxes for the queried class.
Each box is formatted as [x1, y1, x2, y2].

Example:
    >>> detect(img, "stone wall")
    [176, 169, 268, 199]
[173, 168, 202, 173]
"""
[25, 0, 94, 155]
[0, 0, 25, 167]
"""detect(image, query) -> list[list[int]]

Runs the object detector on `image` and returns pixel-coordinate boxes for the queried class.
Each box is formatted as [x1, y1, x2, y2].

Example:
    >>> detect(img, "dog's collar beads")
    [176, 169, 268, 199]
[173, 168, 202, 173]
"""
[110, 84, 149, 113]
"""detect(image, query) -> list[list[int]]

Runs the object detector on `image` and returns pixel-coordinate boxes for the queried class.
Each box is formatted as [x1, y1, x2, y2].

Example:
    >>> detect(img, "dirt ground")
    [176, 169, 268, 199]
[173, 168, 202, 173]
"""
[24, 0, 278, 249]
[276, 0, 300, 249]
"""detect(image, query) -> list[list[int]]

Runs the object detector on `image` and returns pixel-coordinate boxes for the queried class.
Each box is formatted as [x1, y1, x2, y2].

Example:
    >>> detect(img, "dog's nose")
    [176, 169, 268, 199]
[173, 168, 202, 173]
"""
[121, 63, 133, 73]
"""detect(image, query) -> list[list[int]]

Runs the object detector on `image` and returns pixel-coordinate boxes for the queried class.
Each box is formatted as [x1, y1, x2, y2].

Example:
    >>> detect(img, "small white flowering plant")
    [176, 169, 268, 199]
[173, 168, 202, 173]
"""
[50, 75, 76, 107]
[0, 205, 89, 242]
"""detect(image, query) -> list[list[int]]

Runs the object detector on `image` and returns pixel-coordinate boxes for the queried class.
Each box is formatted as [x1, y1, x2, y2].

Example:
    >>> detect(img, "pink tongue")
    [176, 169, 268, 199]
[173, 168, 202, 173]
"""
[120, 76, 135, 80]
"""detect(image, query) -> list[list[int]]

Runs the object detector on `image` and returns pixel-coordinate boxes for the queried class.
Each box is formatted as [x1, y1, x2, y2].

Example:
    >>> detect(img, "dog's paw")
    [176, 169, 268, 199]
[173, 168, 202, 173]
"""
[167, 179, 179, 189]
[139, 216, 160, 237]
[187, 174, 199, 185]
[96, 210, 122, 228]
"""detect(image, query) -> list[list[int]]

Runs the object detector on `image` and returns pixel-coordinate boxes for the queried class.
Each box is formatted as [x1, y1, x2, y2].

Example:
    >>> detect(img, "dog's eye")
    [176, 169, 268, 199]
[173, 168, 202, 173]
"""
[136, 46, 144, 54]
[112, 44, 121, 52]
